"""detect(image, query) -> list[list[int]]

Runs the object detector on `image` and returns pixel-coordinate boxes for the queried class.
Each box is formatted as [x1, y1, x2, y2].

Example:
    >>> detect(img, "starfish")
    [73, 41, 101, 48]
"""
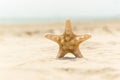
[45, 19, 91, 58]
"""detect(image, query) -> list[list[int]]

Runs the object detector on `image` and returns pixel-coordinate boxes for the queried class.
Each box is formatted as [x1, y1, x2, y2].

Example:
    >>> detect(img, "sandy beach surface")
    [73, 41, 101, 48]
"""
[0, 20, 120, 80]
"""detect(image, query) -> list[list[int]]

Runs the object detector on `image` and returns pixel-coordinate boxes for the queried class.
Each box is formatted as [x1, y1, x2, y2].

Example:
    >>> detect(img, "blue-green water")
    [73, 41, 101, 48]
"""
[0, 17, 119, 23]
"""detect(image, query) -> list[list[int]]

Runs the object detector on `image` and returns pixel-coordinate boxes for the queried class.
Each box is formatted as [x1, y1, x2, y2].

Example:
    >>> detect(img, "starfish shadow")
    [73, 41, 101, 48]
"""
[57, 57, 77, 61]
[56, 57, 88, 62]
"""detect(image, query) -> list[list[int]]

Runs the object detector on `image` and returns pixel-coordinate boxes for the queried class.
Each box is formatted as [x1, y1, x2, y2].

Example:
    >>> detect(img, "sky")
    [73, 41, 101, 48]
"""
[0, 0, 120, 19]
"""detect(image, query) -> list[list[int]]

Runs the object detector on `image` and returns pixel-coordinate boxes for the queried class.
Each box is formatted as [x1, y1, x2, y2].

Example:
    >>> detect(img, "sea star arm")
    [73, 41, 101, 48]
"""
[57, 49, 66, 58]
[76, 33, 91, 43]
[45, 33, 61, 43]
[73, 48, 83, 58]
[63, 19, 74, 35]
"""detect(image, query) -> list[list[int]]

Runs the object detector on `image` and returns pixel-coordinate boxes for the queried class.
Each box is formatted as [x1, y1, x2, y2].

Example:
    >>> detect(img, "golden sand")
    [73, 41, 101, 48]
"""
[0, 20, 120, 80]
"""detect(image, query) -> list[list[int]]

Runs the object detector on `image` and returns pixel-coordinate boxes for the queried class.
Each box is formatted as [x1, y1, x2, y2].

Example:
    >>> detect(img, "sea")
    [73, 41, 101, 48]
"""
[0, 17, 119, 23]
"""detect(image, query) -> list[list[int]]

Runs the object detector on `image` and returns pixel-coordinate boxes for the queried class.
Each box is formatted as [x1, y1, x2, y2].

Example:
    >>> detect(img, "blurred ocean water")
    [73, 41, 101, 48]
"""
[0, 17, 118, 23]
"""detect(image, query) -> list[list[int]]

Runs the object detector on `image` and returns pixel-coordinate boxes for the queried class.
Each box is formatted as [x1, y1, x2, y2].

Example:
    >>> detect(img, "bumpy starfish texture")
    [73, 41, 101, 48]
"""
[45, 19, 91, 58]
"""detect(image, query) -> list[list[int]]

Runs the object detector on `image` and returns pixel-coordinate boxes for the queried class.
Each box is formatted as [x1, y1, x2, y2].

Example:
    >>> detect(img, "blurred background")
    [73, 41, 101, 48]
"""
[0, 0, 120, 23]
[0, 0, 120, 37]
[1, 1, 120, 80]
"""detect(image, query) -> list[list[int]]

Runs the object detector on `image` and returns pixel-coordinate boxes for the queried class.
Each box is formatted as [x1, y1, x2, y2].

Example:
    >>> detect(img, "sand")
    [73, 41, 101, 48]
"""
[0, 20, 120, 80]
